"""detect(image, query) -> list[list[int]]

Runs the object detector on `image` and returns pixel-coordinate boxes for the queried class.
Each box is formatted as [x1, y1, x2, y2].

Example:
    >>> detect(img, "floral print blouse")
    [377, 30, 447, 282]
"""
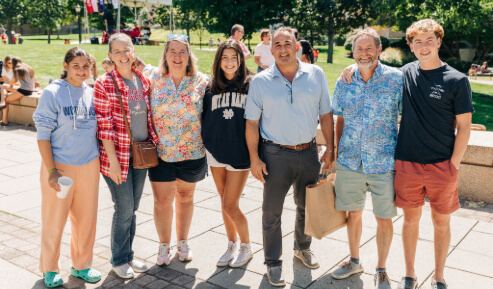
[149, 71, 208, 162]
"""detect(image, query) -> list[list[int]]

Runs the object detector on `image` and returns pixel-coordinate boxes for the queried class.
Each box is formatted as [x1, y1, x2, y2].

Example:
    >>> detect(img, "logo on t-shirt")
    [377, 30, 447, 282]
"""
[430, 84, 444, 99]
[223, 109, 234, 119]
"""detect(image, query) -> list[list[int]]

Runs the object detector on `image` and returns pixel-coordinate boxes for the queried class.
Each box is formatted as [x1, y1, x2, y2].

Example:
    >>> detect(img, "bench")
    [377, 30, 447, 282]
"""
[0, 91, 41, 126]
[476, 73, 493, 80]
[316, 128, 493, 204]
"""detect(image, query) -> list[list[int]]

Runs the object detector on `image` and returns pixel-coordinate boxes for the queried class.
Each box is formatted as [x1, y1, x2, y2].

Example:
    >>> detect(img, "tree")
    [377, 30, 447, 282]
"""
[0, 0, 29, 44]
[185, 0, 294, 47]
[385, 0, 493, 62]
[195, 19, 207, 49]
[284, 0, 374, 63]
[29, 0, 65, 44]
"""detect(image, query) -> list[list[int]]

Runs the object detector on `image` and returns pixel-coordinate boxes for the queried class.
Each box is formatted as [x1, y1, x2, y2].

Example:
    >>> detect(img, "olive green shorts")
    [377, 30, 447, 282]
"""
[334, 160, 397, 219]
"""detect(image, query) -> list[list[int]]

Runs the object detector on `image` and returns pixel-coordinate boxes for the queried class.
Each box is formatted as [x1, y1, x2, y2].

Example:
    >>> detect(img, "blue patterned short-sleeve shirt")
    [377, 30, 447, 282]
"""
[332, 63, 403, 174]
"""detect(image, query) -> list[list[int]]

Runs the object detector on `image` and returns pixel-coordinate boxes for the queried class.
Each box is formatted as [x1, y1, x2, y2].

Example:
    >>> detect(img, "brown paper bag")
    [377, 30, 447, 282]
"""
[305, 173, 347, 240]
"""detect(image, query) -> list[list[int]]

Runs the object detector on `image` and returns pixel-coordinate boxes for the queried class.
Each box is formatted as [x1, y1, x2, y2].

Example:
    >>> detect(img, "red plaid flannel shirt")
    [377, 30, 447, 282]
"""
[94, 68, 159, 181]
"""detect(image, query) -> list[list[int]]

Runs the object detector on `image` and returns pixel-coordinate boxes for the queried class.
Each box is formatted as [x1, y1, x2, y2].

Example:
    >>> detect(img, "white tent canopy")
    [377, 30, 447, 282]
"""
[116, 0, 173, 33]
[82, 0, 173, 42]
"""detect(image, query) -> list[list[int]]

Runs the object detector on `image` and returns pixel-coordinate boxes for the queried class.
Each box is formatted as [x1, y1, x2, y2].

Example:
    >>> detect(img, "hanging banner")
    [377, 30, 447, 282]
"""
[98, 0, 105, 11]
[91, 0, 99, 12]
[85, 0, 94, 13]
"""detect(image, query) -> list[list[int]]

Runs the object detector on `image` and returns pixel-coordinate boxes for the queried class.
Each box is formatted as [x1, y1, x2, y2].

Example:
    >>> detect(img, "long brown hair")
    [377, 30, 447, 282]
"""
[209, 39, 253, 94]
[12, 57, 34, 80]
[60, 47, 91, 79]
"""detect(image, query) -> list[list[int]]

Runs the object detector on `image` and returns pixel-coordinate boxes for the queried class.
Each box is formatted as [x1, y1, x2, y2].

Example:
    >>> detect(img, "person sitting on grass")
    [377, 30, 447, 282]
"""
[101, 57, 115, 73]
[0, 56, 39, 125]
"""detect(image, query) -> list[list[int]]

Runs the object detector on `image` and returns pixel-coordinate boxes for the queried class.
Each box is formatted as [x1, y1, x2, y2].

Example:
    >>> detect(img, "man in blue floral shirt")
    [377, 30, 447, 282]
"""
[329, 28, 403, 289]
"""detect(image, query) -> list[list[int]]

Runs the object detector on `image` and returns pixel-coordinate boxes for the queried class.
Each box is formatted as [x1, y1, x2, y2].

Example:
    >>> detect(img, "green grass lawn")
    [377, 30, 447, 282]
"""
[4, 35, 493, 130]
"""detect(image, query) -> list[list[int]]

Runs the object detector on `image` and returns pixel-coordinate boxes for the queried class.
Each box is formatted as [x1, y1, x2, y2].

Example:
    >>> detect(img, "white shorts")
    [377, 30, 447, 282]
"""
[206, 150, 249, 172]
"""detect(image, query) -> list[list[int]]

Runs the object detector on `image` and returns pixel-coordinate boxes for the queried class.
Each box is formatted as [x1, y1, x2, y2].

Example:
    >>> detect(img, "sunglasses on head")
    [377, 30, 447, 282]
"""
[167, 34, 189, 41]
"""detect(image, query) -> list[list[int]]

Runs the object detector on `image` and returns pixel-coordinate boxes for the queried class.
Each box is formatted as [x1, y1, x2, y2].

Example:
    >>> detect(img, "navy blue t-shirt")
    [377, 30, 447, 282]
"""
[395, 61, 474, 164]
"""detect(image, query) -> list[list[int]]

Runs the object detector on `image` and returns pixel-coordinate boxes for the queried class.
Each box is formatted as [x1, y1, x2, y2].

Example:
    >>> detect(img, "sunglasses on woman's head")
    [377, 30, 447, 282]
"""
[167, 34, 189, 41]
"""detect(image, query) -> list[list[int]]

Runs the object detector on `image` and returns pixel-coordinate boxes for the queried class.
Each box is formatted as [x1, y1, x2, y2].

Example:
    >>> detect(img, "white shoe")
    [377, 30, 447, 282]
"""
[230, 243, 253, 267]
[217, 241, 239, 267]
[177, 240, 193, 262]
[129, 259, 148, 273]
[113, 263, 135, 279]
[156, 243, 172, 266]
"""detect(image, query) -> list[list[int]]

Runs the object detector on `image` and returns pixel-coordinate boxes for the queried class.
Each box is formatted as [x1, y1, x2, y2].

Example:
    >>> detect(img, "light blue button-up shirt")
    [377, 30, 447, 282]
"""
[332, 63, 403, 174]
[245, 61, 332, 145]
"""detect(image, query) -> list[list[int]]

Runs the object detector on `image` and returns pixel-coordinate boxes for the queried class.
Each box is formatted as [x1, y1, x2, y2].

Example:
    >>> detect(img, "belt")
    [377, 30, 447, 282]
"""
[263, 138, 316, 151]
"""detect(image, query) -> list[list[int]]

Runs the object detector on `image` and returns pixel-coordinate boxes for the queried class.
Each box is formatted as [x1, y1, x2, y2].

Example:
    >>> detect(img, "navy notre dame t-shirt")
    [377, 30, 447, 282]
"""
[395, 61, 474, 164]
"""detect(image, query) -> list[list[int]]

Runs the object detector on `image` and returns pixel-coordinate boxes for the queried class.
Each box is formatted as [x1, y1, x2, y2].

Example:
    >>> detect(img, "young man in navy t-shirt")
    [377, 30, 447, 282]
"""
[394, 19, 474, 289]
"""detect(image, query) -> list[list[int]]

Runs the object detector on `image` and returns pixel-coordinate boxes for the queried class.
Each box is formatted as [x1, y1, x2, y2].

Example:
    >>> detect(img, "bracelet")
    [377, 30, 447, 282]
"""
[325, 149, 334, 153]
[48, 168, 57, 174]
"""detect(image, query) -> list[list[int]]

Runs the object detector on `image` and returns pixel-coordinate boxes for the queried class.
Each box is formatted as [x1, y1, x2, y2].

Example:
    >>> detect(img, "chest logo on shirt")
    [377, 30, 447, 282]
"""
[223, 109, 234, 119]
[430, 84, 444, 100]
[211, 92, 247, 111]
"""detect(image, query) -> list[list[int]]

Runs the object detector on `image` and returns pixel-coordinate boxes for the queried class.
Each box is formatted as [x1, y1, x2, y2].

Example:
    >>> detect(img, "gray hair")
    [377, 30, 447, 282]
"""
[352, 28, 381, 50]
[272, 26, 296, 42]
[108, 33, 133, 52]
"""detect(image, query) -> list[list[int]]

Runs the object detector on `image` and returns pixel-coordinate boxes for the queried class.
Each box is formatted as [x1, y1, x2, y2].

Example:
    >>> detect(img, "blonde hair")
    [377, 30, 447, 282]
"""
[89, 54, 99, 78]
[406, 19, 444, 45]
[159, 37, 198, 77]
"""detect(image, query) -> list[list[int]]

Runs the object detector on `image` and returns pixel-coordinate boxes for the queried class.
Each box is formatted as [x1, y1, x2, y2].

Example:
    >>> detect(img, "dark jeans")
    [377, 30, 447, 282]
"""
[103, 164, 147, 267]
[261, 142, 321, 266]
[257, 66, 265, 73]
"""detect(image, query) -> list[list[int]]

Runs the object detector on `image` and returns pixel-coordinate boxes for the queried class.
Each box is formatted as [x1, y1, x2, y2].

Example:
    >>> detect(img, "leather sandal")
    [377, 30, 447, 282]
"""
[43, 272, 63, 288]
[70, 267, 102, 283]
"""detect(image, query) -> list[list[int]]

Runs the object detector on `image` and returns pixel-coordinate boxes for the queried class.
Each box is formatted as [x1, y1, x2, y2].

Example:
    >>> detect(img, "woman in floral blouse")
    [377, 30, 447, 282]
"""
[148, 35, 208, 266]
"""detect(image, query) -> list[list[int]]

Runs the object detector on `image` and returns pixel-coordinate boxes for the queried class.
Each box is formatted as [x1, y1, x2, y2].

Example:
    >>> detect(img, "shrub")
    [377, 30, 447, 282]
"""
[344, 29, 362, 51]
[390, 37, 411, 53]
[380, 47, 404, 67]
[444, 58, 473, 73]
[334, 35, 346, 46]
[380, 36, 390, 51]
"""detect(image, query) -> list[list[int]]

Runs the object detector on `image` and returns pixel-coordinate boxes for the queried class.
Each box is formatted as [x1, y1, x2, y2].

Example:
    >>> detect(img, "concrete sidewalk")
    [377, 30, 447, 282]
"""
[0, 125, 492, 289]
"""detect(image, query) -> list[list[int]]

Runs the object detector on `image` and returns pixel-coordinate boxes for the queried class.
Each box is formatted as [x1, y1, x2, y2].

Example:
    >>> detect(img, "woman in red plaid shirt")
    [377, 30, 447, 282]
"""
[93, 33, 158, 279]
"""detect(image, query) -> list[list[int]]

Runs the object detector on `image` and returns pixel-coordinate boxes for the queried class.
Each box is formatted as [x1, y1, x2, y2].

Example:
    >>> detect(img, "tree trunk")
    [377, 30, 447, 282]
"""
[48, 29, 51, 44]
[199, 37, 202, 49]
[6, 18, 13, 44]
[186, 23, 190, 39]
[326, 20, 334, 63]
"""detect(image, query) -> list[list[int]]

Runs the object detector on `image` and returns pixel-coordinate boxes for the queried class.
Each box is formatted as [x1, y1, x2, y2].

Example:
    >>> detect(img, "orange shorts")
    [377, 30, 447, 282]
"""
[394, 159, 460, 214]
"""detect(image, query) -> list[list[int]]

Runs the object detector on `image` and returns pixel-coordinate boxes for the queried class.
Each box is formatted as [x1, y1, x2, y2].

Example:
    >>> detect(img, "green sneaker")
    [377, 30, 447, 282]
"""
[331, 260, 364, 279]
[70, 267, 101, 283]
[43, 272, 63, 288]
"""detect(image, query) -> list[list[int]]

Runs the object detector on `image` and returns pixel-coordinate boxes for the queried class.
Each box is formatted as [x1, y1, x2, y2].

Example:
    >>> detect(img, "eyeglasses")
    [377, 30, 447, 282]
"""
[167, 34, 189, 41]
[286, 83, 293, 104]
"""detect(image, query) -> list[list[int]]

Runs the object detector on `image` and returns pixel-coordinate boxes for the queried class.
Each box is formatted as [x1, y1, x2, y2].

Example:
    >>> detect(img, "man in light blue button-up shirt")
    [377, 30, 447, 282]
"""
[245, 26, 334, 286]
[329, 28, 403, 288]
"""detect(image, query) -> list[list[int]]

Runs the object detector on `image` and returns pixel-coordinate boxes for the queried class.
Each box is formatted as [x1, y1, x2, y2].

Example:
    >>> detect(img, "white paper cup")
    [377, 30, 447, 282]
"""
[57, 176, 73, 199]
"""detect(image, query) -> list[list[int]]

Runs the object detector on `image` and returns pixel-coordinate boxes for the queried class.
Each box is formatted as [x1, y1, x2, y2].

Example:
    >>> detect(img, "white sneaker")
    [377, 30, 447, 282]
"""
[113, 263, 135, 279]
[230, 243, 253, 267]
[156, 243, 172, 266]
[217, 241, 239, 267]
[129, 259, 148, 273]
[177, 240, 193, 262]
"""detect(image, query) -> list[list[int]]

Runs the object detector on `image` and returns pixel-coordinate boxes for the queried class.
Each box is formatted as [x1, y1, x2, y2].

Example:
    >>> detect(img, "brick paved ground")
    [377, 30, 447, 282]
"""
[1, 125, 493, 288]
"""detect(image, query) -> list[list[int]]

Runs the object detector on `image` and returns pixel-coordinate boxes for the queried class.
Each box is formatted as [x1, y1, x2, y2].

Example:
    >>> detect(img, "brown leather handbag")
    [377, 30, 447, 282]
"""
[110, 73, 158, 169]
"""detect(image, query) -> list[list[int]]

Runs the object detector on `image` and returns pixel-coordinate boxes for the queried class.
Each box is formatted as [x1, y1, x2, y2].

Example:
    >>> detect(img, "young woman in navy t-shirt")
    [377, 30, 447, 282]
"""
[201, 39, 254, 268]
